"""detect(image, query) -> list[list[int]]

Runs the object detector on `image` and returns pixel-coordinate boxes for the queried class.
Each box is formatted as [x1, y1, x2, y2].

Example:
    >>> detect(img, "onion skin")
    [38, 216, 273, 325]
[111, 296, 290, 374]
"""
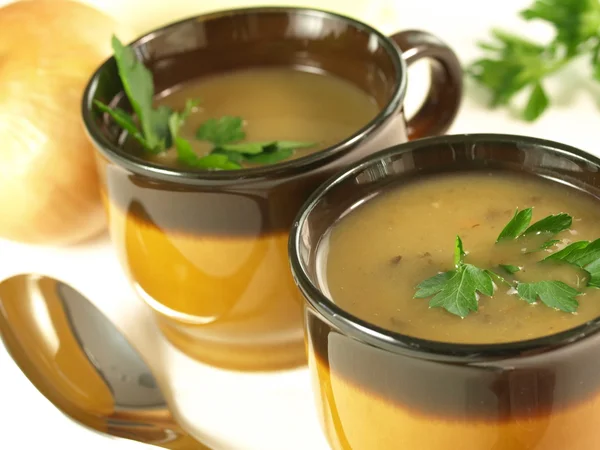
[0, 0, 131, 246]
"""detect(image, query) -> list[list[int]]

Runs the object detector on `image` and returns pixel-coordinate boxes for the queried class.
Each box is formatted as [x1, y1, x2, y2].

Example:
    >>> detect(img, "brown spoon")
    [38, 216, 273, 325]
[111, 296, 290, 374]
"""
[0, 274, 211, 449]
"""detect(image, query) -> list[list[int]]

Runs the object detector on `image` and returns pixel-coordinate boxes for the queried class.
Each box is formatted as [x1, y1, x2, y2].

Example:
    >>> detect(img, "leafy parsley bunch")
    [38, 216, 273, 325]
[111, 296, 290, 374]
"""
[470, 0, 600, 121]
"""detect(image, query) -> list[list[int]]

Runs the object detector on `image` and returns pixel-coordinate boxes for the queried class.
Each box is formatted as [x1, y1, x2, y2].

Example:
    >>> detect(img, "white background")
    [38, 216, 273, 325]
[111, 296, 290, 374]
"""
[1, 0, 599, 449]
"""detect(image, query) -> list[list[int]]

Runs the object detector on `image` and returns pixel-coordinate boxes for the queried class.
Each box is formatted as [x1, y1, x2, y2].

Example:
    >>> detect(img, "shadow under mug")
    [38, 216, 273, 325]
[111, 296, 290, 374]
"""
[82, 7, 462, 372]
[289, 134, 600, 449]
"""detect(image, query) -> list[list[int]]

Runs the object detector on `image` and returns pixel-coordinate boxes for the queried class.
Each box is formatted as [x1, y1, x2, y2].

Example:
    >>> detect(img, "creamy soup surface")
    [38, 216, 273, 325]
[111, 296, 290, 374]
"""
[321, 171, 600, 343]
[145, 67, 379, 168]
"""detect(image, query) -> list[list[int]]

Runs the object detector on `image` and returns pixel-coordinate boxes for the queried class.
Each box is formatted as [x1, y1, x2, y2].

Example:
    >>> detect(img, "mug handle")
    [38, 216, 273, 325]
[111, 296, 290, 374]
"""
[389, 30, 463, 139]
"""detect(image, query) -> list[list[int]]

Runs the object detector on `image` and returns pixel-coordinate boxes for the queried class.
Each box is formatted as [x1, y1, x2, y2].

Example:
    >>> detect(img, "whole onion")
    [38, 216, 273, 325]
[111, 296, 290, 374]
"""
[0, 0, 132, 245]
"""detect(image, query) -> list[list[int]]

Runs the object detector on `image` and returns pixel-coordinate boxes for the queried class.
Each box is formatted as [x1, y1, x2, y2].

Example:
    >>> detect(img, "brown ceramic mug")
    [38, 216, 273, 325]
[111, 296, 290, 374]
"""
[289, 134, 600, 449]
[82, 7, 463, 372]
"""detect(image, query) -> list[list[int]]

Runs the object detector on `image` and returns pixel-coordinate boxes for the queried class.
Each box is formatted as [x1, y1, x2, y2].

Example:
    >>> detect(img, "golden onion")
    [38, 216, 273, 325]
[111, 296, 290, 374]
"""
[0, 0, 131, 245]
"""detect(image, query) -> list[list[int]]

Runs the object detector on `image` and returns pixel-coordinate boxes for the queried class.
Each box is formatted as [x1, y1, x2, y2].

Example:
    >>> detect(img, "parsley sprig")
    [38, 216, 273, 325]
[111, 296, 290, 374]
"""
[414, 236, 494, 318]
[469, 0, 600, 121]
[94, 36, 314, 170]
[414, 208, 586, 317]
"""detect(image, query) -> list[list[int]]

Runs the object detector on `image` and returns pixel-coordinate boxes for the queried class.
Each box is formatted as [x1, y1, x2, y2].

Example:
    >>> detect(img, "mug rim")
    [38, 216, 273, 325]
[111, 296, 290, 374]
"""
[81, 6, 407, 185]
[289, 133, 600, 363]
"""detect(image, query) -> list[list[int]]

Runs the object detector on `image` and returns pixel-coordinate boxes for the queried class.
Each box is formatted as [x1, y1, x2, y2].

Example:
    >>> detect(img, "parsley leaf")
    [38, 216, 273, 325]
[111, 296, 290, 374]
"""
[543, 239, 600, 287]
[93, 100, 148, 148]
[191, 154, 241, 170]
[524, 213, 572, 235]
[94, 36, 174, 154]
[414, 236, 494, 318]
[426, 265, 494, 318]
[454, 235, 466, 265]
[271, 141, 317, 151]
[242, 147, 294, 165]
[210, 148, 245, 163]
[151, 106, 173, 149]
[196, 116, 246, 145]
[220, 142, 266, 154]
[172, 139, 196, 166]
[497, 208, 572, 242]
[516, 281, 580, 312]
[110, 35, 169, 152]
[500, 264, 521, 274]
[496, 207, 533, 241]
[414, 272, 452, 298]
[470, 0, 600, 121]
[523, 82, 550, 122]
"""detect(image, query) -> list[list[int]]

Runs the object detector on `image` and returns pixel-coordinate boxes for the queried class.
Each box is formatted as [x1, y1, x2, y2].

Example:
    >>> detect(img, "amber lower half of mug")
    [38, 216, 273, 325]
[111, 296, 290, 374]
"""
[311, 359, 600, 450]
[106, 198, 306, 371]
[306, 309, 600, 450]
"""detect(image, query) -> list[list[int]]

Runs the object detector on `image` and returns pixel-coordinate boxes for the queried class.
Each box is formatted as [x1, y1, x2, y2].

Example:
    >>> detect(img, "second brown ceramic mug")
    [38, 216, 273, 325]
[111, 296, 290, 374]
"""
[82, 7, 463, 372]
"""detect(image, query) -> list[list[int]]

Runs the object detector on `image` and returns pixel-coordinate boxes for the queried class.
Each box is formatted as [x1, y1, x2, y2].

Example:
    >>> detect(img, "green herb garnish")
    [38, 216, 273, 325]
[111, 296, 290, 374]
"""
[524, 213, 573, 235]
[496, 208, 572, 242]
[414, 208, 585, 317]
[543, 239, 600, 287]
[414, 236, 495, 318]
[516, 281, 580, 312]
[94, 36, 314, 169]
[469, 0, 600, 121]
[499, 264, 521, 274]
[196, 116, 246, 146]
[93, 101, 147, 148]
[168, 99, 198, 165]
[496, 207, 533, 241]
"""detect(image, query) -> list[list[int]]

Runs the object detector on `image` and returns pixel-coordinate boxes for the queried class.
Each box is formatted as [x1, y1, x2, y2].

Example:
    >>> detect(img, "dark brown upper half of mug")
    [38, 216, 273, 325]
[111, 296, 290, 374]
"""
[291, 134, 600, 419]
[82, 7, 405, 185]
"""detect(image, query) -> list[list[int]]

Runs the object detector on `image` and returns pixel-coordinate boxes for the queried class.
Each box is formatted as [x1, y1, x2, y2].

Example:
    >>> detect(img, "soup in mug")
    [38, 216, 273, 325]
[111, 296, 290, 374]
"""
[313, 171, 600, 449]
[107, 66, 379, 370]
[322, 171, 600, 342]
[142, 67, 379, 168]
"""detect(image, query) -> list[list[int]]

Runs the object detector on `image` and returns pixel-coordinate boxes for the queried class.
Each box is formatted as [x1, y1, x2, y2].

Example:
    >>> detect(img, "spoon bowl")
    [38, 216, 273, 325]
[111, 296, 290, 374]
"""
[0, 274, 210, 449]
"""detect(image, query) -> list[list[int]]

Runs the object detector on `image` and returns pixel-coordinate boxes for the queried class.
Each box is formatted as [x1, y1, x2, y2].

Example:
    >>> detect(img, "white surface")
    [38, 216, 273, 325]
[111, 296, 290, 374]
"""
[1, 0, 599, 449]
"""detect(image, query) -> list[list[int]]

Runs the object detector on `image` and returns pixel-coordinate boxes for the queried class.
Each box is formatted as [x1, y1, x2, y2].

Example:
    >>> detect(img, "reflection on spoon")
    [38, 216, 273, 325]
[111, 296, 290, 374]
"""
[0, 274, 211, 449]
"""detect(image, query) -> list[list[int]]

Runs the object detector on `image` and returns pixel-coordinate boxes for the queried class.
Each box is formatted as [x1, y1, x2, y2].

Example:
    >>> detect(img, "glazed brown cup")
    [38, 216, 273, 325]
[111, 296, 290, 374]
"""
[82, 7, 462, 372]
[289, 134, 600, 449]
